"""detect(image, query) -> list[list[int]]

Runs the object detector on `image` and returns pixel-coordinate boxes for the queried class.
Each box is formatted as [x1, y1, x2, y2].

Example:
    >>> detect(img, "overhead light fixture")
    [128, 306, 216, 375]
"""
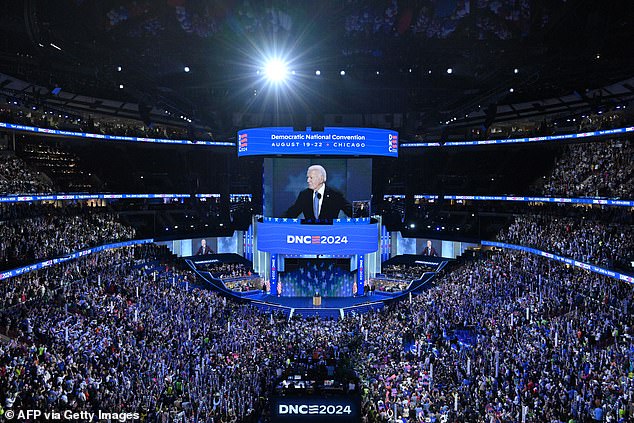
[263, 59, 288, 82]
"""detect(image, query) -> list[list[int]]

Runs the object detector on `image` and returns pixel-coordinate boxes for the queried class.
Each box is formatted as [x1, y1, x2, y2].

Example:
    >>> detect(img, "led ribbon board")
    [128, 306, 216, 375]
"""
[444, 195, 634, 207]
[256, 221, 379, 255]
[482, 241, 634, 284]
[0, 193, 190, 203]
[0, 239, 154, 281]
[400, 126, 634, 147]
[237, 127, 398, 157]
[0, 122, 234, 146]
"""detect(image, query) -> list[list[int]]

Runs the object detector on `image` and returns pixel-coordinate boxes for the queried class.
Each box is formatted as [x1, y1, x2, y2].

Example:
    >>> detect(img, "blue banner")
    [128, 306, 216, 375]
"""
[380, 225, 391, 262]
[444, 195, 634, 207]
[244, 225, 254, 261]
[0, 122, 234, 147]
[270, 254, 278, 295]
[0, 239, 154, 281]
[400, 126, 634, 148]
[237, 127, 398, 157]
[481, 241, 634, 285]
[357, 255, 365, 295]
[256, 222, 378, 255]
[0, 193, 190, 203]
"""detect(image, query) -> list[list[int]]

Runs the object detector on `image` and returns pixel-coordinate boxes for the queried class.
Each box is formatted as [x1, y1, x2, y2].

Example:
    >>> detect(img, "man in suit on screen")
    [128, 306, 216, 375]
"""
[422, 240, 439, 257]
[196, 239, 215, 255]
[284, 165, 352, 220]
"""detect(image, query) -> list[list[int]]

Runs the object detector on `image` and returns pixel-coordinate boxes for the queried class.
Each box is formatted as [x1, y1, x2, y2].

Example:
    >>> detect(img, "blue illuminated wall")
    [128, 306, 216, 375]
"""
[278, 259, 355, 297]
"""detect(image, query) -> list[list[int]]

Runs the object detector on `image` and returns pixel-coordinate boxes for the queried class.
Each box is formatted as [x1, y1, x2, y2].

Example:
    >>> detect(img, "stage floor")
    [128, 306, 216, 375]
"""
[246, 292, 399, 309]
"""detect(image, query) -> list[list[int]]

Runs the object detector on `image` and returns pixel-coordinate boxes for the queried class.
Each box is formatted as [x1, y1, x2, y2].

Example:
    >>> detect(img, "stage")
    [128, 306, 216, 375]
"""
[243, 292, 400, 318]
[184, 254, 445, 319]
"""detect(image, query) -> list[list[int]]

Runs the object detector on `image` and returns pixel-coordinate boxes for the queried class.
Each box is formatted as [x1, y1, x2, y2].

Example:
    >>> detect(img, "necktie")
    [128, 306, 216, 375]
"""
[313, 192, 319, 219]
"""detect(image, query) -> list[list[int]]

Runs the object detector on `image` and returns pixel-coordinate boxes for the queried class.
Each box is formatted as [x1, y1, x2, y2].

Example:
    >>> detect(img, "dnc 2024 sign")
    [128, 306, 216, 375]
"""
[237, 127, 398, 157]
[256, 221, 378, 255]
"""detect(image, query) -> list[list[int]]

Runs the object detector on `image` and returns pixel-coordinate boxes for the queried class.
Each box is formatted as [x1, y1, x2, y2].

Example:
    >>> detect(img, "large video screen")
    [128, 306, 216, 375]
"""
[238, 127, 398, 157]
[263, 158, 372, 218]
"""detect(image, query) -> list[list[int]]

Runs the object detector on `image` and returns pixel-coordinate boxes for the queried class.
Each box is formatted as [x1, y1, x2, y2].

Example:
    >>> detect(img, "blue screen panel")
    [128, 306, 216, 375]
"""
[256, 222, 378, 255]
[238, 127, 398, 157]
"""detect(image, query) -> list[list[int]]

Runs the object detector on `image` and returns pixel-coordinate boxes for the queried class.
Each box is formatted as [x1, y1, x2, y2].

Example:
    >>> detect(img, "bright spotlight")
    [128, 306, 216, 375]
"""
[184, 66, 190, 73]
[315, 70, 321, 76]
[264, 59, 288, 82]
[446, 68, 453, 74]
[340, 70, 345, 76]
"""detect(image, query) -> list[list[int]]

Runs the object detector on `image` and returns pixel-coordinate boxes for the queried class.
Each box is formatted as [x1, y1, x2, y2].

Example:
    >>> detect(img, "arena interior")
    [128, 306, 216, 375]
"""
[0, 1, 633, 422]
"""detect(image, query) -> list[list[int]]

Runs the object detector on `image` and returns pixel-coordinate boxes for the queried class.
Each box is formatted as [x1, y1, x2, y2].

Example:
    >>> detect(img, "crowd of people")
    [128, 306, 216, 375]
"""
[0, 211, 136, 270]
[204, 263, 254, 280]
[366, 263, 431, 293]
[223, 278, 264, 293]
[0, 154, 52, 195]
[356, 250, 633, 422]
[498, 214, 633, 272]
[202, 262, 263, 292]
[0, 245, 164, 310]
[543, 138, 633, 199]
[381, 264, 430, 282]
[0, 105, 212, 142]
[0, 243, 631, 422]
[367, 277, 410, 293]
[0, 245, 356, 422]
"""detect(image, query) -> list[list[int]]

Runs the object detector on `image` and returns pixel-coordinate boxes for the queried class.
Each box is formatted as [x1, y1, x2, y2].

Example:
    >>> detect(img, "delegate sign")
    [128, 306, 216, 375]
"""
[237, 127, 398, 157]
[256, 222, 379, 255]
